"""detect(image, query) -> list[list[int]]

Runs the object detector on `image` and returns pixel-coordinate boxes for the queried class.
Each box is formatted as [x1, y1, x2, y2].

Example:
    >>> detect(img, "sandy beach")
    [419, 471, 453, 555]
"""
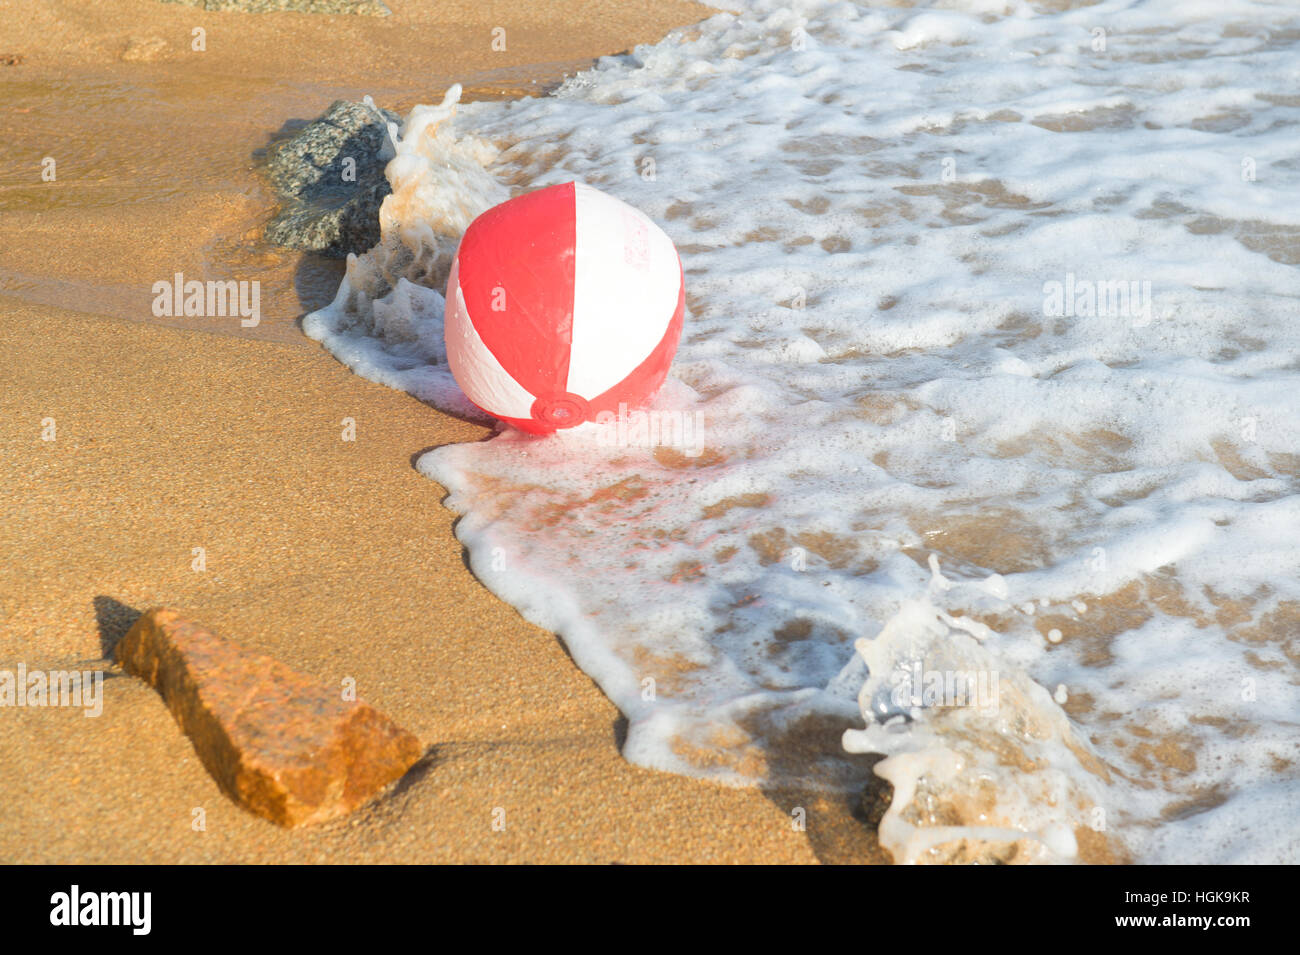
[0, 0, 885, 863]
[10, 0, 1296, 870]
[1, 298, 861, 863]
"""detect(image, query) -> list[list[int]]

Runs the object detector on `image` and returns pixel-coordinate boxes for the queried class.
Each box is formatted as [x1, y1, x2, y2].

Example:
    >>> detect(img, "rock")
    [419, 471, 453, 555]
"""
[0, 53, 24, 67]
[263, 99, 401, 258]
[158, 0, 391, 15]
[115, 608, 423, 828]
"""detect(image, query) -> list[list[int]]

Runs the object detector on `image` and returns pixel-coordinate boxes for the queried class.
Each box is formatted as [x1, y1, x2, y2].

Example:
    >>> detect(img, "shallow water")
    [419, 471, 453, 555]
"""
[306, 0, 1300, 864]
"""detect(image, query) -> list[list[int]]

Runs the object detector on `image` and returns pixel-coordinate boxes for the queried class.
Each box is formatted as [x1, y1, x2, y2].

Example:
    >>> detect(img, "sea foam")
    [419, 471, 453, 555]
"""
[306, 0, 1300, 863]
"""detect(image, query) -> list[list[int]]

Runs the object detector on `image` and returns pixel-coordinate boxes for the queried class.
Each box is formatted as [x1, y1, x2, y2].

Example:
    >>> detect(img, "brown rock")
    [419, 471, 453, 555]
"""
[115, 608, 423, 827]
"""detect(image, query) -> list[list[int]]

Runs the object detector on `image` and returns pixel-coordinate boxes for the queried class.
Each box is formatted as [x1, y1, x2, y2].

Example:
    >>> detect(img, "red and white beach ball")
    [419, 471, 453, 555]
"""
[444, 181, 685, 435]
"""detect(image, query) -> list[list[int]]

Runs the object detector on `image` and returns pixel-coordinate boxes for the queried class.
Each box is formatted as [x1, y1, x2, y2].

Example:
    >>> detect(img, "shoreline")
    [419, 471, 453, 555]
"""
[0, 296, 848, 865]
[0, 0, 881, 863]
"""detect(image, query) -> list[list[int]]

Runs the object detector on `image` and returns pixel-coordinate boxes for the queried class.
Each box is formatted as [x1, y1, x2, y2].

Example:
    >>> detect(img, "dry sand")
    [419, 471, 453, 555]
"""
[0, 1, 885, 863]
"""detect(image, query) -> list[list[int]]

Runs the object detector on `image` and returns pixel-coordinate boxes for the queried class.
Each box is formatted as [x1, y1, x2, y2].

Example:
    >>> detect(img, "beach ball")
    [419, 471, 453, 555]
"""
[444, 181, 685, 434]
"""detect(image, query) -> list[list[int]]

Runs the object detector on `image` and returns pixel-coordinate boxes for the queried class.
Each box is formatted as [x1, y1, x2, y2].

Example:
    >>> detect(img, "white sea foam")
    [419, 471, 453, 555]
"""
[306, 0, 1300, 863]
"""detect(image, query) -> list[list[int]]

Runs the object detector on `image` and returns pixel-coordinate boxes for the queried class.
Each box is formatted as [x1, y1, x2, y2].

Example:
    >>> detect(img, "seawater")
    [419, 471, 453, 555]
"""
[305, 0, 1300, 864]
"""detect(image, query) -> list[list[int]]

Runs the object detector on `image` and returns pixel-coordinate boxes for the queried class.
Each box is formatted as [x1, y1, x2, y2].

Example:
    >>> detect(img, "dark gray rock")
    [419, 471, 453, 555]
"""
[160, 0, 391, 15]
[263, 99, 400, 259]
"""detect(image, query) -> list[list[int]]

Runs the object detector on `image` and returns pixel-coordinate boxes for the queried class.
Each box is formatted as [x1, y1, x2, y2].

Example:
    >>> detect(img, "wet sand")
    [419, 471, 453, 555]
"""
[0, 1, 886, 863]
[0, 0, 734, 344]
